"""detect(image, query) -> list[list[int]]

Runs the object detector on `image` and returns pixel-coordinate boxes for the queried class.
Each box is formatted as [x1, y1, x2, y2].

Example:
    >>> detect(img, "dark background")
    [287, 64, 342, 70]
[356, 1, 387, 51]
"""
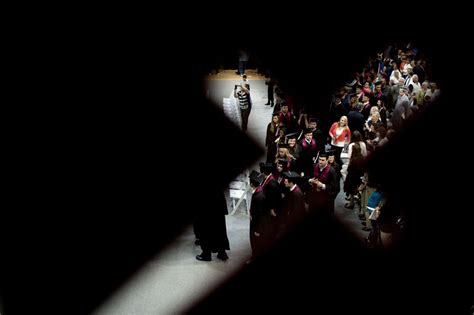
[1, 18, 472, 314]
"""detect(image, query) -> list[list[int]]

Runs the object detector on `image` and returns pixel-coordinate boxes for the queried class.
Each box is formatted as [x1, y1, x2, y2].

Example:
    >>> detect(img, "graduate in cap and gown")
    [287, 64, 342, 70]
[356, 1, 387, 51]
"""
[306, 151, 340, 213]
[195, 189, 230, 261]
[299, 128, 318, 179]
[279, 171, 307, 237]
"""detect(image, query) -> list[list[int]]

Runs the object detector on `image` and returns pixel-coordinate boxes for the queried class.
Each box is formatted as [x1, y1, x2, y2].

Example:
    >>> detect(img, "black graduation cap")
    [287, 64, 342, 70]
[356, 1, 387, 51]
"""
[285, 132, 299, 140]
[326, 149, 336, 157]
[249, 170, 264, 187]
[282, 171, 302, 183]
[278, 143, 289, 149]
[272, 111, 279, 117]
[308, 117, 319, 124]
[276, 159, 289, 171]
[303, 128, 313, 135]
[259, 162, 274, 174]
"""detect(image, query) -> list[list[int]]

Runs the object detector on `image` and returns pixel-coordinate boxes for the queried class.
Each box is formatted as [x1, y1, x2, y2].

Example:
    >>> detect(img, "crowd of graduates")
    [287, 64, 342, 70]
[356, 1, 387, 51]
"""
[248, 42, 440, 259]
[194, 42, 440, 262]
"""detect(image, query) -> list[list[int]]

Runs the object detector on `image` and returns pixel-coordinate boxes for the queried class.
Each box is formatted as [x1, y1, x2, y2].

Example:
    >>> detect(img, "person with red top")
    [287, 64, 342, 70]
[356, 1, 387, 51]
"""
[329, 115, 351, 167]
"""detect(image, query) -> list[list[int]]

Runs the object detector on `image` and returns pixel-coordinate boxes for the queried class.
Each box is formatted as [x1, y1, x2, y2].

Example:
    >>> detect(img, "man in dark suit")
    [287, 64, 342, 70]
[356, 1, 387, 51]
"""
[265, 75, 275, 106]
[347, 101, 365, 135]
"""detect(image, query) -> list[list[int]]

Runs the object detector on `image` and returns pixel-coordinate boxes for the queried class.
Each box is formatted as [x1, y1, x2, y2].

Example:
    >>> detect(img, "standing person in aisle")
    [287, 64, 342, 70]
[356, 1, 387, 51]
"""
[265, 74, 275, 106]
[306, 152, 340, 213]
[195, 189, 230, 261]
[234, 83, 252, 131]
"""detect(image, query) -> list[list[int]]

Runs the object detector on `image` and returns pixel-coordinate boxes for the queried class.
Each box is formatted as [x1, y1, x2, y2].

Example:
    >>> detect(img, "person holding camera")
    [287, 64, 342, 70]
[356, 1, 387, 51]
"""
[234, 83, 252, 131]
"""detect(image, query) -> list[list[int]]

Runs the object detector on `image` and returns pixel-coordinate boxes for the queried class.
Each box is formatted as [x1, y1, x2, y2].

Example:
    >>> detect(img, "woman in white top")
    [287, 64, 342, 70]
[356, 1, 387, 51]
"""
[390, 64, 402, 86]
[341, 130, 367, 181]
[347, 130, 367, 159]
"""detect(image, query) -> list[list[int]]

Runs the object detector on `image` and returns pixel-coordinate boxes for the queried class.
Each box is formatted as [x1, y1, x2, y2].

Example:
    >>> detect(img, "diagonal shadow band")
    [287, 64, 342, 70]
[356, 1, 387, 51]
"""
[1, 29, 471, 315]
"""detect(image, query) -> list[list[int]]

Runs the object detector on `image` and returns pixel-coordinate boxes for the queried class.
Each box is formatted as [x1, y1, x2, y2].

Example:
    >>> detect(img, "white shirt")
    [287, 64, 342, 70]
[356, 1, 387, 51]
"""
[347, 141, 367, 159]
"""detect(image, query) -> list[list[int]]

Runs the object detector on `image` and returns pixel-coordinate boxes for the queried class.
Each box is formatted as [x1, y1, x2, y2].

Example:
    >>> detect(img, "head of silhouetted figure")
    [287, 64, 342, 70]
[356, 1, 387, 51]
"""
[376, 126, 387, 139]
[352, 130, 363, 143]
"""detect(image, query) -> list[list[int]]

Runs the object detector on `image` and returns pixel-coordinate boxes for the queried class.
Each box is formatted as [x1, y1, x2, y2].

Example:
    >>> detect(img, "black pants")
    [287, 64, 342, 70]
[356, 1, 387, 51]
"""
[368, 219, 382, 247]
[331, 145, 344, 168]
[267, 89, 274, 105]
[241, 108, 250, 131]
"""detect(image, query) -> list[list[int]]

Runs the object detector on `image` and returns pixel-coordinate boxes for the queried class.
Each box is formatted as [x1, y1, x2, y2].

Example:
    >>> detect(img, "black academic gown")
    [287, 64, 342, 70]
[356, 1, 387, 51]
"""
[312, 128, 325, 152]
[195, 190, 230, 254]
[249, 190, 269, 258]
[281, 185, 306, 235]
[299, 139, 318, 178]
[263, 178, 282, 243]
[265, 123, 279, 163]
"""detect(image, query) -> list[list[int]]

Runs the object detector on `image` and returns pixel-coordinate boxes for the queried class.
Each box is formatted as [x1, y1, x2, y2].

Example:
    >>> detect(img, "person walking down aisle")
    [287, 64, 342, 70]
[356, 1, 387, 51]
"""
[234, 84, 252, 131]
[194, 189, 230, 261]
[237, 49, 249, 76]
